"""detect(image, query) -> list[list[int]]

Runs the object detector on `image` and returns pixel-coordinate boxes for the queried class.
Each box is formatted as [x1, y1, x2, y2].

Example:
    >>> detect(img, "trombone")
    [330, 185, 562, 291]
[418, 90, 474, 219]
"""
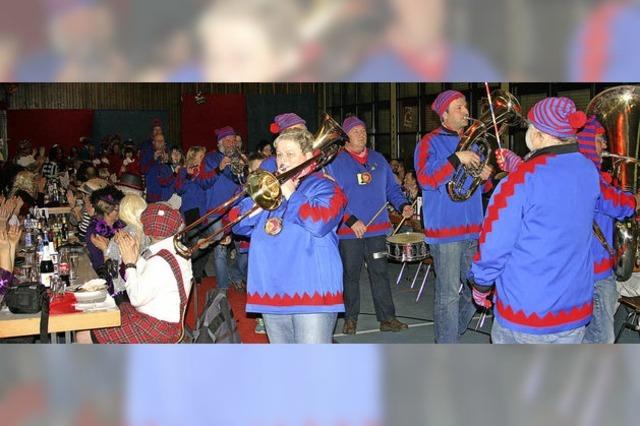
[173, 113, 348, 258]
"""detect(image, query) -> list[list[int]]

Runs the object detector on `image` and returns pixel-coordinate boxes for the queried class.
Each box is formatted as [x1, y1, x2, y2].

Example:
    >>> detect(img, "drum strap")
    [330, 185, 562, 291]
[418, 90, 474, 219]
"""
[593, 221, 615, 258]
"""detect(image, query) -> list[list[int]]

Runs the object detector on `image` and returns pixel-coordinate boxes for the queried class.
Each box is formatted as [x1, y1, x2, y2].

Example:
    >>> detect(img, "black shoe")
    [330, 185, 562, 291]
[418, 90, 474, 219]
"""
[342, 318, 357, 335]
[380, 318, 409, 332]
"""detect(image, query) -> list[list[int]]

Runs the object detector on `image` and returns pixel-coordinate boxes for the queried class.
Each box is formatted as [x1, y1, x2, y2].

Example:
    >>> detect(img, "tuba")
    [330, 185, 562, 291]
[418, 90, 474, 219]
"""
[173, 113, 347, 258]
[587, 85, 640, 282]
[447, 90, 523, 201]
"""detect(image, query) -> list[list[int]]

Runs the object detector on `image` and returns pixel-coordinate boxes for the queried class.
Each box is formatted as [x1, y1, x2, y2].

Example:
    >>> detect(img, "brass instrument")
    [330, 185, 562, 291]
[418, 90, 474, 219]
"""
[587, 85, 640, 282]
[229, 144, 248, 182]
[447, 90, 523, 201]
[173, 113, 347, 258]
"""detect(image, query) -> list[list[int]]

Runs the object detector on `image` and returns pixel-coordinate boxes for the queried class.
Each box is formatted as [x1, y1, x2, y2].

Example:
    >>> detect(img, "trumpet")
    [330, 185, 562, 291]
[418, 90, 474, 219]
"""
[173, 113, 348, 258]
[228, 144, 248, 181]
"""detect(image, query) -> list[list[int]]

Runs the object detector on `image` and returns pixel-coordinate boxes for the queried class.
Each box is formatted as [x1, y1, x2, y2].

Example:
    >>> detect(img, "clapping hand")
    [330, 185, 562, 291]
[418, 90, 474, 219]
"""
[66, 189, 76, 207]
[116, 232, 140, 264]
[91, 234, 109, 253]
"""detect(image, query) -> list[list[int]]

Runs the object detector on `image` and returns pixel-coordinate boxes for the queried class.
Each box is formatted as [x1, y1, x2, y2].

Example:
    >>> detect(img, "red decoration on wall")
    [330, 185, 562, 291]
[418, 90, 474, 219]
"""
[7, 109, 94, 157]
[181, 93, 248, 152]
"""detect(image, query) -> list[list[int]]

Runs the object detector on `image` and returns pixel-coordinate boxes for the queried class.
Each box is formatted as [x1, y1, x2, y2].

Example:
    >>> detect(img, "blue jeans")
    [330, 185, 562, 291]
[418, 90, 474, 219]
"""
[430, 239, 478, 343]
[262, 313, 338, 343]
[213, 244, 230, 289]
[583, 275, 618, 344]
[228, 251, 248, 283]
[492, 318, 586, 344]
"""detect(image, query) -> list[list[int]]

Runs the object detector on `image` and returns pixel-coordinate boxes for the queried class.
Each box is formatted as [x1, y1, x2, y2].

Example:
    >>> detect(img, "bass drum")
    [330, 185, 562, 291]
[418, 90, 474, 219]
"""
[385, 232, 428, 262]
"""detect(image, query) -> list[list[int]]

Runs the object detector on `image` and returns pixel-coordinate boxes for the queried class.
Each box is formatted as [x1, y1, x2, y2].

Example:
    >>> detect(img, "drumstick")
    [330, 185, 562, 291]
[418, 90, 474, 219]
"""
[392, 198, 419, 236]
[366, 202, 390, 228]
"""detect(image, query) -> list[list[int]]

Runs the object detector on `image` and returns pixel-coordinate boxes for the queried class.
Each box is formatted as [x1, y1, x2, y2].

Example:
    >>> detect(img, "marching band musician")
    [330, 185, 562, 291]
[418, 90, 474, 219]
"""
[145, 133, 174, 203]
[139, 118, 164, 176]
[469, 97, 600, 344]
[414, 90, 492, 343]
[174, 146, 209, 284]
[325, 115, 413, 335]
[195, 126, 245, 291]
[495, 117, 639, 343]
[231, 128, 347, 343]
[578, 118, 638, 343]
[260, 112, 308, 174]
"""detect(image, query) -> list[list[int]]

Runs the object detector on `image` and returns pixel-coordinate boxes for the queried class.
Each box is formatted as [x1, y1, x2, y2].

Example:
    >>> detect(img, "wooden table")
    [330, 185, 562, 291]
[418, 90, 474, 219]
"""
[0, 249, 121, 341]
[0, 308, 121, 339]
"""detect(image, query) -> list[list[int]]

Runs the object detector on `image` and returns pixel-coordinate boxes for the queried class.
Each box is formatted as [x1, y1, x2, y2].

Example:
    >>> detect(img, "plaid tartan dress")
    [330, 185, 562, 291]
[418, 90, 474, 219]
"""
[92, 249, 187, 343]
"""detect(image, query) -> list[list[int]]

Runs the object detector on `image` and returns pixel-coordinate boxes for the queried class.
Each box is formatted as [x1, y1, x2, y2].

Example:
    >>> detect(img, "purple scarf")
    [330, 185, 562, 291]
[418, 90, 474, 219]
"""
[93, 218, 126, 238]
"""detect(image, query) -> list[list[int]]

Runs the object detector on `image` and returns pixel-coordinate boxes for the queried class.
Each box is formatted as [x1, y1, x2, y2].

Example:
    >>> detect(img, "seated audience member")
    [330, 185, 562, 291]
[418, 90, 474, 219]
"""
[115, 172, 145, 198]
[71, 178, 109, 241]
[403, 170, 420, 205]
[85, 186, 125, 296]
[105, 194, 150, 295]
[76, 203, 193, 344]
[120, 146, 140, 176]
[10, 171, 43, 213]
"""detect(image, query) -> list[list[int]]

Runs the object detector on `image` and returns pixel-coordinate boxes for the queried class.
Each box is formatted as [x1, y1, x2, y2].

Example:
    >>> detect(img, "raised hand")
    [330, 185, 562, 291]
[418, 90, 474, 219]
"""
[7, 224, 22, 246]
[117, 232, 140, 264]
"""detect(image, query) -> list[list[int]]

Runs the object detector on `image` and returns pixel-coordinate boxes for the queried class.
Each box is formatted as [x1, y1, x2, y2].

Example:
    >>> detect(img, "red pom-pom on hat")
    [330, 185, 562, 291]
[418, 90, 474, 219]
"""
[568, 111, 587, 129]
[269, 122, 280, 134]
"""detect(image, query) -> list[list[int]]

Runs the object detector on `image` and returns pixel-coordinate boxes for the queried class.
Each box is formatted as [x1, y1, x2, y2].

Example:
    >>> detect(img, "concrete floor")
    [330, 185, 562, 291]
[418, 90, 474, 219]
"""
[333, 260, 640, 344]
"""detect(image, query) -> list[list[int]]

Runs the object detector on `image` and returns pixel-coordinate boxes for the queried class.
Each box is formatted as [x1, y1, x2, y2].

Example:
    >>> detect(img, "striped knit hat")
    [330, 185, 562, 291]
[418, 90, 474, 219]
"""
[527, 97, 587, 139]
[431, 90, 465, 117]
[342, 116, 366, 134]
[215, 126, 236, 142]
[577, 116, 606, 167]
[270, 113, 306, 134]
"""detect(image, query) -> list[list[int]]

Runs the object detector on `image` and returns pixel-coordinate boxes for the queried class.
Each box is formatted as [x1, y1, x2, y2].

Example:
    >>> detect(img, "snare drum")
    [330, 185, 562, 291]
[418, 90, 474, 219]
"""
[385, 232, 428, 262]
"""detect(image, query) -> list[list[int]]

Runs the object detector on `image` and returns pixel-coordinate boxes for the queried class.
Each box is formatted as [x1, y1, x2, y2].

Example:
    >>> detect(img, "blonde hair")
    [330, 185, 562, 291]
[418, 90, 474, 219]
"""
[185, 146, 206, 168]
[119, 195, 147, 232]
[11, 171, 37, 198]
[274, 128, 314, 154]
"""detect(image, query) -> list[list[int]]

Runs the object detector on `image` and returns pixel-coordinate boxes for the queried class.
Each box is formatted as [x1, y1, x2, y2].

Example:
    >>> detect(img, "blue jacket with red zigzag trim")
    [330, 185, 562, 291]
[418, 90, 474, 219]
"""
[593, 172, 636, 280]
[231, 172, 347, 314]
[495, 151, 637, 281]
[324, 149, 409, 239]
[469, 144, 600, 335]
[174, 168, 207, 218]
[196, 151, 242, 219]
[146, 162, 175, 203]
[414, 127, 484, 244]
